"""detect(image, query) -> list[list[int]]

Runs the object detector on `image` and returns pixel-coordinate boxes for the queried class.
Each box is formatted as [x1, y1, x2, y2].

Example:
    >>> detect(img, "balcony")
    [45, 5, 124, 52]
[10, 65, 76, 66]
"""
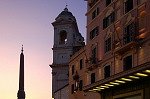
[114, 40, 138, 55]
[86, 57, 99, 71]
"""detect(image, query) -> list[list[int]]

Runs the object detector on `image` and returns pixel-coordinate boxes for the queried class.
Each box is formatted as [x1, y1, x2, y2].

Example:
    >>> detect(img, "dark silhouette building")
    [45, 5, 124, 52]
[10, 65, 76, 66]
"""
[17, 46, 25, 99]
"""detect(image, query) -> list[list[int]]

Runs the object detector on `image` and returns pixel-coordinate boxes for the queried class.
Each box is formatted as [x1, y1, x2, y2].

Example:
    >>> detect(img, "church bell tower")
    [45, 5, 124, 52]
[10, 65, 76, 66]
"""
[50, 7, 84, 96]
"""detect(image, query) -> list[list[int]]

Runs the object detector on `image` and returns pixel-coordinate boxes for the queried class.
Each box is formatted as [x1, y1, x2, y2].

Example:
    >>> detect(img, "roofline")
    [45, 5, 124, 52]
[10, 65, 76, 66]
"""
[54, 84, 69, 93]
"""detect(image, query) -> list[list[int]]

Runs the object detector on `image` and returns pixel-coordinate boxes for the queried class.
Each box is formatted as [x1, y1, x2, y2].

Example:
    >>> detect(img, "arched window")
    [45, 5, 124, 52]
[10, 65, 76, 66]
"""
[59, 30, 67, 44]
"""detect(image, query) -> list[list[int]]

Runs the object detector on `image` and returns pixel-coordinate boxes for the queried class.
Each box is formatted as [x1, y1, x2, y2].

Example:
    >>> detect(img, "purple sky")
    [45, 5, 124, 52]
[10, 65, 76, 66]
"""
[0, 0, 86, 99]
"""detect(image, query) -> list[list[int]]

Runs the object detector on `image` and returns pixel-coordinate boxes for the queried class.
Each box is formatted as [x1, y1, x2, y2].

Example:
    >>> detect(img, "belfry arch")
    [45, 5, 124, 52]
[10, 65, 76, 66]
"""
[59, 30, 67, 44]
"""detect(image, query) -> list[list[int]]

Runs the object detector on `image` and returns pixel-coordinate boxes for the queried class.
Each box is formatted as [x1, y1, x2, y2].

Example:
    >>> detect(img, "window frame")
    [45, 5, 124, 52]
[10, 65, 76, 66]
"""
[91, 73, 96, 84]
[92, 7, 99, 19]
[72, 65, 75, 75]
[103, 12, 115, 29]
[89, 0, 99, 8]
[91, 46, 97, 64]
[79, 59, 83, 70]
[106, 0, 112, 6]
[124, 0, 133, 13]
[104, 65, 111, 78]
[123, 22, 136, 44]
[79, 80, 83, 91]
[90, 26, 99, 40]
[123, 55, 132, 71]
[105, 37, 112, 53]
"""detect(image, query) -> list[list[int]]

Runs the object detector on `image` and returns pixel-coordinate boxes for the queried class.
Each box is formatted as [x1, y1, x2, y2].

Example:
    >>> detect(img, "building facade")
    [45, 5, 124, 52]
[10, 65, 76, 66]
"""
[54, 84, 69, 99]
[69, 47, 100, 99]
[50, 7, 84, 98]
[69, 0, 150, 99]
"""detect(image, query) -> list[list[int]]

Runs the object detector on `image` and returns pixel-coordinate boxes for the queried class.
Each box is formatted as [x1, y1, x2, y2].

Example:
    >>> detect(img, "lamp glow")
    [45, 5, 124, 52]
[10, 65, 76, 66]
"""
[100, 85, 109, 88]
[115, 80, 126, 83]
[136, 73, 148, 77]
[145, 70, 150, 73]
[105, 84, 114, 87]
[100, 88, 105, 89]
[92, 88, 99, 91]
[110, 82, 120, 85]
[96, 87, 101, 89]
[129, 75, 140, 79]
[93, 88, 102, 91]
[121, 78, 132, 81]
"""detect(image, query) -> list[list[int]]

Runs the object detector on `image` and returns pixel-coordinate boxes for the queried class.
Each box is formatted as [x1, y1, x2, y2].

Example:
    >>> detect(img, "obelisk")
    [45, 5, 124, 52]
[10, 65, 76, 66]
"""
[17, 45, 25, 99]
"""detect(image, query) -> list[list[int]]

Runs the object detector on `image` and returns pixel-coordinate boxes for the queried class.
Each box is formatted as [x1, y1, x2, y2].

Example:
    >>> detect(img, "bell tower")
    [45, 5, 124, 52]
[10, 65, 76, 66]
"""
[50, 7, 84, 96]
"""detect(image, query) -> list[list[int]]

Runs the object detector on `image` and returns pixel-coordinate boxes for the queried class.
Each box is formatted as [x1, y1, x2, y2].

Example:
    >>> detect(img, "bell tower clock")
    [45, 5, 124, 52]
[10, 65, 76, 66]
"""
[50, 7, 84, 96]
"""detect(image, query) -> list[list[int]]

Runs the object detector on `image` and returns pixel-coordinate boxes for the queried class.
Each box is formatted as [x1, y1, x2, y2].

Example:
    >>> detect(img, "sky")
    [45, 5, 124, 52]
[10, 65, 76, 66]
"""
[0, 0, 86, 99]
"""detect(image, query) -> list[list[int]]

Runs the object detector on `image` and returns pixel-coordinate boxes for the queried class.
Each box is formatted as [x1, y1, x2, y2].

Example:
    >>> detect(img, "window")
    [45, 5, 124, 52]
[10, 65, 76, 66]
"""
[71, 84, 74, 94]
[89, 0, 98, 8]
[90, 27, 99, 40]
[72, 65, 75, 75]
[91, 47, 97, 64]
[106, 0, 112, 6]
[125, 0, 133, 13]
[79, 80, 83, 91]
[105, 37, 111, 53]
[59, 30, 67, 44]
[79, 59, 83, 70]
[91, 73, 95, 84]
[104, 65, 110, 78]
[123, 22, 136, 44]
[103, 12, 115, 29]
[92, 8, 99, 19]
[123, 55, 132, 71]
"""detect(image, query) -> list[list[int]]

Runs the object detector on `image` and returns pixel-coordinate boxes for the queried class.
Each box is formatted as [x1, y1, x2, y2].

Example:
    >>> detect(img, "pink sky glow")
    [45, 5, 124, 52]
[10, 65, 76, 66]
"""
[0, 0, 86, 99]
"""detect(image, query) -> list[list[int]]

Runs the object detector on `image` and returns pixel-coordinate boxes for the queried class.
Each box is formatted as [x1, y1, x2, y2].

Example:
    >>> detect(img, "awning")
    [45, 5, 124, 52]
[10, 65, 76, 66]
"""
[83, 62, 150, 92]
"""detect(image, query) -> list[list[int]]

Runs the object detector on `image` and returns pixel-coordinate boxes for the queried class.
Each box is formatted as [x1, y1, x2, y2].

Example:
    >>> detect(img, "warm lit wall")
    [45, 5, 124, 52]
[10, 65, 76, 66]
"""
[69, 47, 101, 99]
[68, 0, 150, 98]
[85, 0, 150, 86]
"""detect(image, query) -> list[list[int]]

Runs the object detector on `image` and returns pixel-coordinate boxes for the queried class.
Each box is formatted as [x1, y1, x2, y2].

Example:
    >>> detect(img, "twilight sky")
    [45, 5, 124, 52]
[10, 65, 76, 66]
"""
[0, 0, 86, 99]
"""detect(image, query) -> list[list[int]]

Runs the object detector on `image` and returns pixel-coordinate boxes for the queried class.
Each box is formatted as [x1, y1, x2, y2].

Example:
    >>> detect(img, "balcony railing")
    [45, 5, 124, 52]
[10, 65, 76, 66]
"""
[114, 40, 138, 54]
[86, 57, 99, 71]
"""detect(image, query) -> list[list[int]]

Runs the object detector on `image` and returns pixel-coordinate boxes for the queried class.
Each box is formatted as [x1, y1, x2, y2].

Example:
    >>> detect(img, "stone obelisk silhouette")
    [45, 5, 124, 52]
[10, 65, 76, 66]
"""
[17, 45, 25, 99]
